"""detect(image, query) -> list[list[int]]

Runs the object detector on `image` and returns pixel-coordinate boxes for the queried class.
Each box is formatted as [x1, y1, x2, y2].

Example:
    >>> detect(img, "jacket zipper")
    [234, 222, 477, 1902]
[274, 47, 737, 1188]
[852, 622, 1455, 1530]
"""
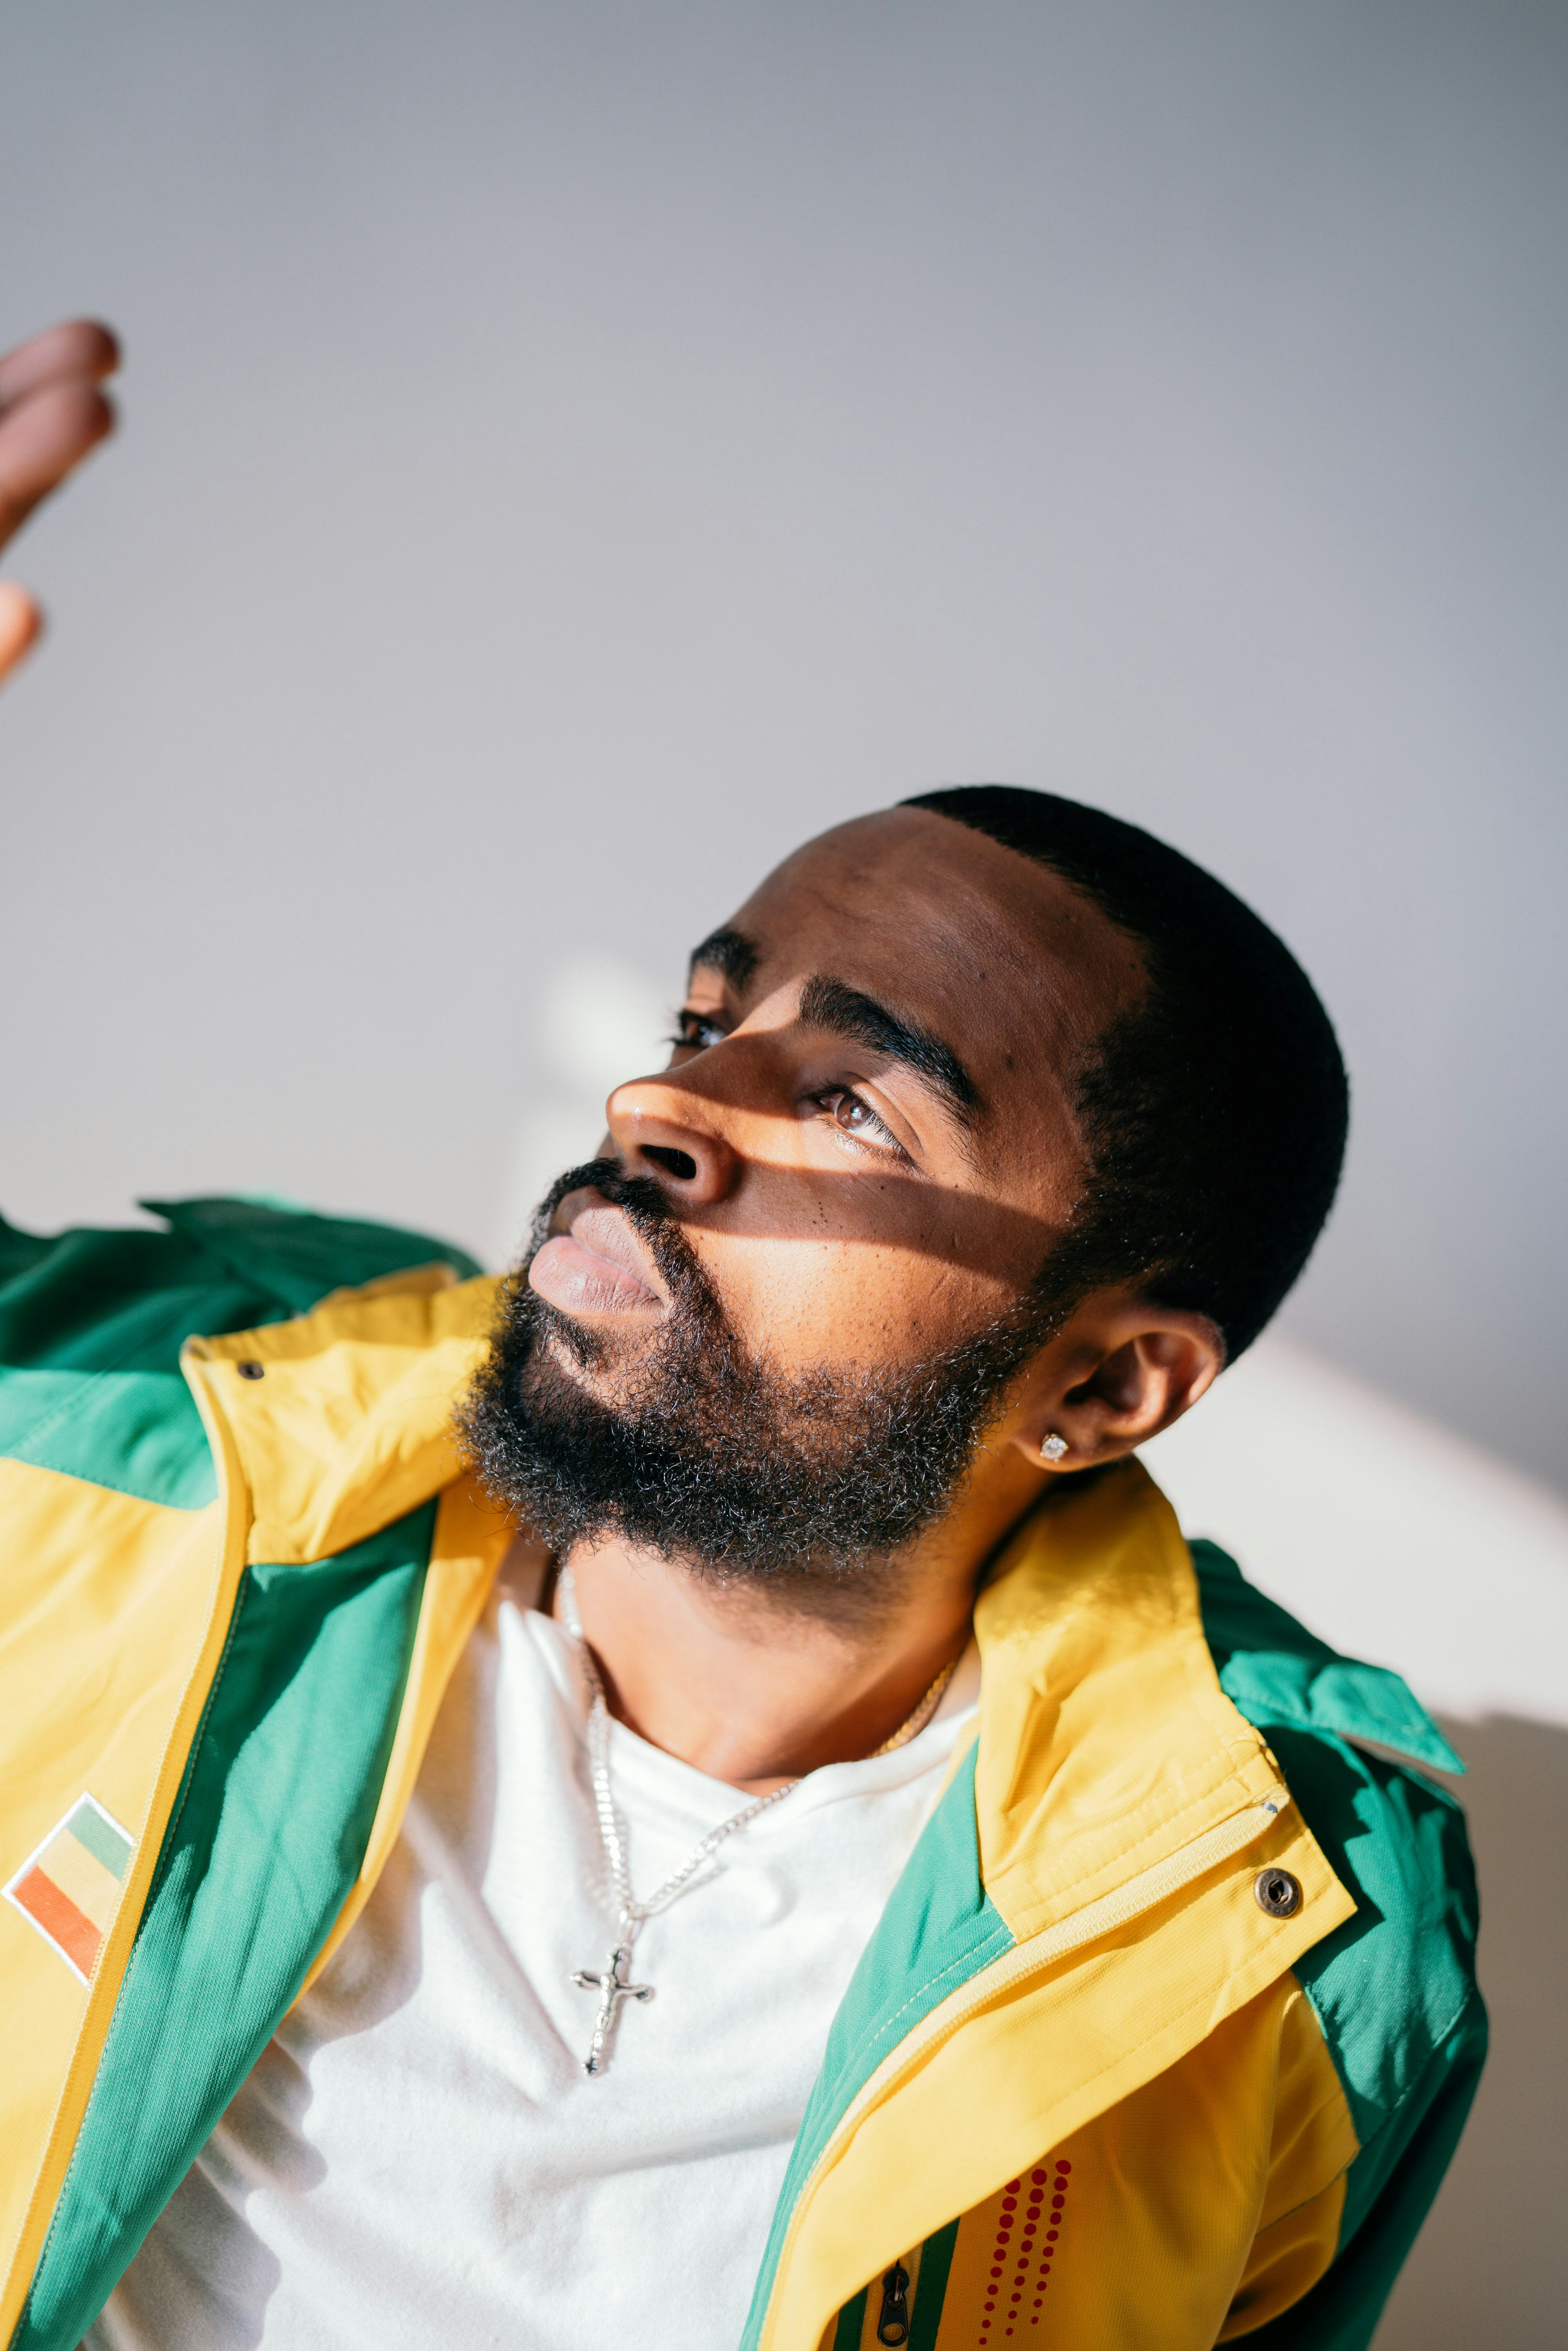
[762, 1786, 1289, 2351]
[876, 2262, 911, 2344]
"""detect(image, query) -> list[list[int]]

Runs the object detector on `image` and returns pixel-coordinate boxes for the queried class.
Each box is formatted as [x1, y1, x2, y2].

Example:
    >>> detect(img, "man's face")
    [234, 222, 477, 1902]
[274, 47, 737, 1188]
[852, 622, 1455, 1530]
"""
[460, 808, 1148, 1585]
[531, 807, 1144, 1381]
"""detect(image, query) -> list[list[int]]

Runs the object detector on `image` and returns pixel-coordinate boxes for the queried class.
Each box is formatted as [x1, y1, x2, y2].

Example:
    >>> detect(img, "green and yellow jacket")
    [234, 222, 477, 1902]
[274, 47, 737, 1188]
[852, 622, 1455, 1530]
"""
[0, 1201, 1485, 2351]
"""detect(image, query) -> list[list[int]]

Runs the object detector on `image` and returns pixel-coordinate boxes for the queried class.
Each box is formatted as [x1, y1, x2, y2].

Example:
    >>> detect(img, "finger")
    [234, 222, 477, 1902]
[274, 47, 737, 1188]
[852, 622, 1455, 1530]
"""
[0, 379, 116, 545]
[0, 579, 42, 684]
[0, 318, 120, 410]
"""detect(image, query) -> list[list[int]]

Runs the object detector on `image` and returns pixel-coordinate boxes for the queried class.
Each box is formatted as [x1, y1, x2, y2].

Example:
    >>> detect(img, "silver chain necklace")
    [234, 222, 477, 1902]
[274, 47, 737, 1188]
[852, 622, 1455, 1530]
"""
[557, 1563, 959, 2076]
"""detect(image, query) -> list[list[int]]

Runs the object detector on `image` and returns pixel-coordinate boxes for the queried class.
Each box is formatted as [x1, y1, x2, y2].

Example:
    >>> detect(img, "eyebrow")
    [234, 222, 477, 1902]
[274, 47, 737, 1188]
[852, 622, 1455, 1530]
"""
[797, 973, 981, 1132]
[688, 926, 760, 993]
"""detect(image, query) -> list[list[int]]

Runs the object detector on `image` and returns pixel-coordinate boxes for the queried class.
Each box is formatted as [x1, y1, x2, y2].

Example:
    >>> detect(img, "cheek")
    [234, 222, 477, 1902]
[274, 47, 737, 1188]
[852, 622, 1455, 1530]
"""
[689, 1214, 1022, 1372]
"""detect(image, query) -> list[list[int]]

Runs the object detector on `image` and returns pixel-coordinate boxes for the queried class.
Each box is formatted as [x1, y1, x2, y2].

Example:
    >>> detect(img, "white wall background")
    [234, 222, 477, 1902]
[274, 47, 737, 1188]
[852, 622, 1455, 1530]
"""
[1, 0, 1563, 1493]
[2, 9, 1566, 2340]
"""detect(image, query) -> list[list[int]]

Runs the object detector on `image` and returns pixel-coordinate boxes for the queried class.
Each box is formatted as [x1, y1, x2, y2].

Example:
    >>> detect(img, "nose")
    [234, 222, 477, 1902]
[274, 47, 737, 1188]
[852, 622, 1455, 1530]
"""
[605, 1074, 741, 1206]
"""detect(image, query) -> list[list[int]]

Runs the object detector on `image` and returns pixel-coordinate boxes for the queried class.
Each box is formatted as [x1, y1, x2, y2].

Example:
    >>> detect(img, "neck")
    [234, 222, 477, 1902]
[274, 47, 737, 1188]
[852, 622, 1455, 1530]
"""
[554, 1449, 1050, 1793]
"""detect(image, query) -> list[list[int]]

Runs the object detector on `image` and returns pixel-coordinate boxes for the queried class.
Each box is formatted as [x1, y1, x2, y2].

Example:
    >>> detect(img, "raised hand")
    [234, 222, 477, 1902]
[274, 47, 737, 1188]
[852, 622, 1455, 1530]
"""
[0, 319, 120, 686]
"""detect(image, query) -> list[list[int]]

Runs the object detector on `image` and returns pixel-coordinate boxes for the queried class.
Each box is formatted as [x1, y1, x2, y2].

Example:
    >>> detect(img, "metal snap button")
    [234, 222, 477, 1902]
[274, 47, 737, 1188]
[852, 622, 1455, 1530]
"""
[1254, 1867, 1302, 1918]
[235, 1361, 266, 1382]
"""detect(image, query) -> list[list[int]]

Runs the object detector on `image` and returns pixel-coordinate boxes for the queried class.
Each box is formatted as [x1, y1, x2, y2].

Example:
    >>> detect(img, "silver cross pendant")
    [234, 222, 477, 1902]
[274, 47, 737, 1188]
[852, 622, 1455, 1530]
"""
[570, 1943, 653, 2076]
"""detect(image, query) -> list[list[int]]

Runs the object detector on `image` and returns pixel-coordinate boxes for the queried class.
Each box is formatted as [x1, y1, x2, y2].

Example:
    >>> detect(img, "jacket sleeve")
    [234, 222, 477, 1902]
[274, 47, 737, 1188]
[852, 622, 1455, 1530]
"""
[1221, 1988, 1486, 2349]
[1190, 1543, 1488, 2351]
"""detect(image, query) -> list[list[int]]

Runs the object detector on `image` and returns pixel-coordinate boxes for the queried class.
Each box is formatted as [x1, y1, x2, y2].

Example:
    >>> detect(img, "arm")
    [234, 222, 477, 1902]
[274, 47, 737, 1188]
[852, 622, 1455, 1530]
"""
[0, 317, 120, 684]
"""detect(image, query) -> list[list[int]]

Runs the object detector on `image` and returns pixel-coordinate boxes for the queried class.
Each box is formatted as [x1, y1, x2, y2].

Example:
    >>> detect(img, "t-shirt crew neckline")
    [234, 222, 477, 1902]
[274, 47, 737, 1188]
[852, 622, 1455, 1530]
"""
[526, 1597, 982, 1831]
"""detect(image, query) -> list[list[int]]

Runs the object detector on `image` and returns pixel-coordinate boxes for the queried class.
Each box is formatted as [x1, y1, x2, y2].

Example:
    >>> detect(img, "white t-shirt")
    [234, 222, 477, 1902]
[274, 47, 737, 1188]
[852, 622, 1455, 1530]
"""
[87, 1574, 978, 2351]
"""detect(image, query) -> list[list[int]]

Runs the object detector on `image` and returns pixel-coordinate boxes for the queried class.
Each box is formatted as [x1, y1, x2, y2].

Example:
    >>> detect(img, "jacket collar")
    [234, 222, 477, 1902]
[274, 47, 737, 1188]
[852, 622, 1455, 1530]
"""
[190, 1288, 1329, 1987]
[184, 1268, 501, 1565]
[975, 1458, 1292, 1941]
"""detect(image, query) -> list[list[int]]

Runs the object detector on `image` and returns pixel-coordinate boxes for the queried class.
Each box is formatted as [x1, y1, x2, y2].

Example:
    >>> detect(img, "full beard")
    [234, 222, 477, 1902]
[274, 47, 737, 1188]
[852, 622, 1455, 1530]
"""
[457, 1159, 1060, 1607]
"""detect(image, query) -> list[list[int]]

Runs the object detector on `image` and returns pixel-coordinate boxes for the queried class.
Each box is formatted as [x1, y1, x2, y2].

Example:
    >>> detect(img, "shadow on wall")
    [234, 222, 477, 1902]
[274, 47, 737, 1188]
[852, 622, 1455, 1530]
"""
[1374, 1713, 1568, 2350]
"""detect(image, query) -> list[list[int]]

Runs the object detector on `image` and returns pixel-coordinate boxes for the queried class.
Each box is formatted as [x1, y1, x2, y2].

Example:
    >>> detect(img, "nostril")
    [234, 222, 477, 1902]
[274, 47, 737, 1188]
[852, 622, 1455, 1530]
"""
[643, 1145, 697, 1181]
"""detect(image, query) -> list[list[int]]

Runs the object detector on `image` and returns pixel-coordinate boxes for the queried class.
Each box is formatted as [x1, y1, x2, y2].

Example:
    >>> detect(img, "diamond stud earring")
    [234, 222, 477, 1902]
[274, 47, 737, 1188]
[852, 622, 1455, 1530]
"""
[1039, 1433, 1069, 1463]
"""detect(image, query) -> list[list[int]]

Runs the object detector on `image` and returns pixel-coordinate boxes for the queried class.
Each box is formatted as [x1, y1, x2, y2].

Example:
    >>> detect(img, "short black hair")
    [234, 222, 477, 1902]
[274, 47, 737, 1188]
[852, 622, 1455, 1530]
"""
[902, 786, 1348, 1360]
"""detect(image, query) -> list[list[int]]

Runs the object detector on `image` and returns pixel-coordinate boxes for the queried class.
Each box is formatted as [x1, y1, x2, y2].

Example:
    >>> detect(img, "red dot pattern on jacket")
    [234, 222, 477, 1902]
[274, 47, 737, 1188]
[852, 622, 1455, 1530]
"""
[976, 2161, 1070, 2342]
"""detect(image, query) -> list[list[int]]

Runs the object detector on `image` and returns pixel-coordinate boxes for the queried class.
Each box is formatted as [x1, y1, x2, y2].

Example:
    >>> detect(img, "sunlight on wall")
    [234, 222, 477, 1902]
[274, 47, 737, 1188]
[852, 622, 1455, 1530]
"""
[499, 953, 670, 1264]
[1141, 1335, 1568, 1726]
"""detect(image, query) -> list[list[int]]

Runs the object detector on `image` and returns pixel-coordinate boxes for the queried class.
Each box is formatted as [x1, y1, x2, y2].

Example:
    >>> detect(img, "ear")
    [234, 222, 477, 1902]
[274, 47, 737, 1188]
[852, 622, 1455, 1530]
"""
[1006, 1296, 1226, 1473]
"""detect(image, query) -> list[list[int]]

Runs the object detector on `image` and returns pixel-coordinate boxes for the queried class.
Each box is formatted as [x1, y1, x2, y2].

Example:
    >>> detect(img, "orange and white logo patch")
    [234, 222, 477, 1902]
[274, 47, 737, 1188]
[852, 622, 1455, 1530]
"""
[3, 1794, 135, 1983]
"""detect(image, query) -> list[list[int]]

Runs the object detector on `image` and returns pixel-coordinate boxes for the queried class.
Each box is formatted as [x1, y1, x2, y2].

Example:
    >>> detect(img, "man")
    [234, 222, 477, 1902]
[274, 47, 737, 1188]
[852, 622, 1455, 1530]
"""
[1, 323, 1482, 2351]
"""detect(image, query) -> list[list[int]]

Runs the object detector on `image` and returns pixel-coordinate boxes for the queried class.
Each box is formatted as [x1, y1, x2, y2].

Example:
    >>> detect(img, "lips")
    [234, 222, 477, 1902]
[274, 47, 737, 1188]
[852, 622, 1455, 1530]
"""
[527, 1196, 666, 1318]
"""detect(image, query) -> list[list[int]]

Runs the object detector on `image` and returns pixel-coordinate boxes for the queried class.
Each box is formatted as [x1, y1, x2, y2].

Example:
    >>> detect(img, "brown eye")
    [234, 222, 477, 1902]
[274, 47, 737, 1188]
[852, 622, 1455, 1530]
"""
[820, 1090, 900, 1152]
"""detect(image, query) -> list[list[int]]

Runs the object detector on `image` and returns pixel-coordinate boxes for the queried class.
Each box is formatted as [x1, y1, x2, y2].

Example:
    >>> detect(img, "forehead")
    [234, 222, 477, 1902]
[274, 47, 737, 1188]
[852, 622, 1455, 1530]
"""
[719, 808, 1146, 1098]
